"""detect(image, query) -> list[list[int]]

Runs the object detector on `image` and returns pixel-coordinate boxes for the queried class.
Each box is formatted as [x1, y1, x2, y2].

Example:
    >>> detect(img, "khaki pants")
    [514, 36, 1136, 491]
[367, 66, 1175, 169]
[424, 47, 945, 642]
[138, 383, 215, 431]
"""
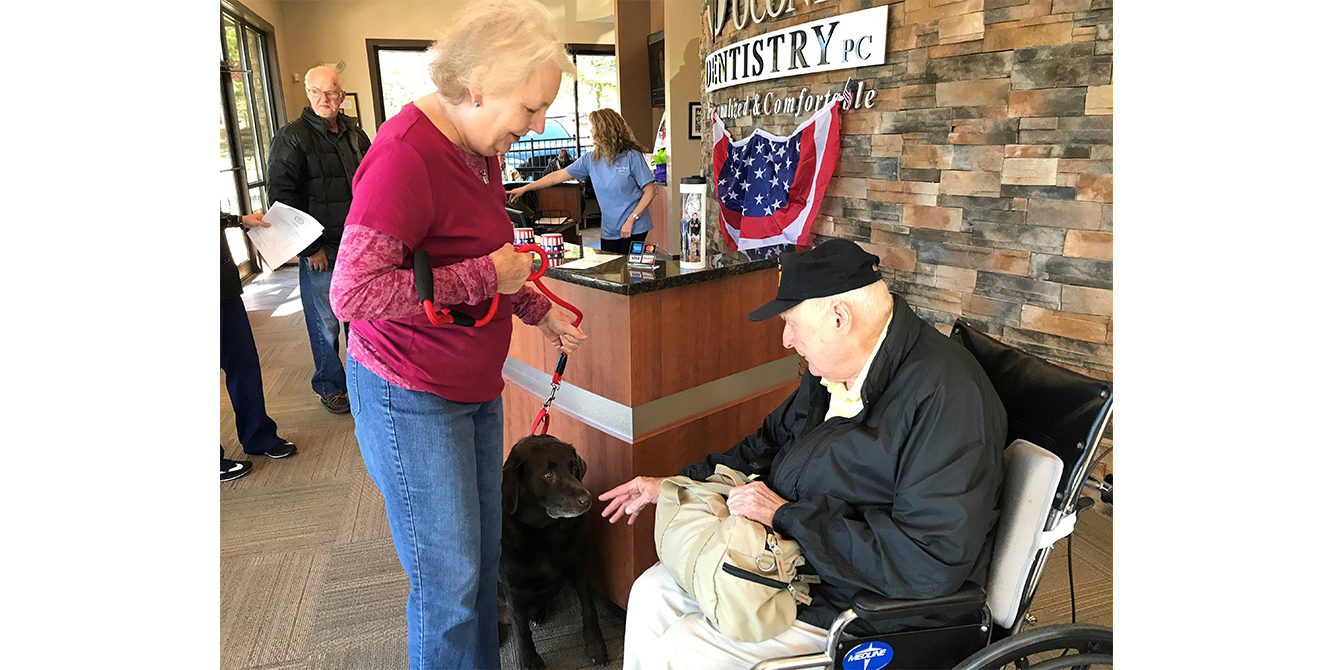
[622, 563, 828, 670]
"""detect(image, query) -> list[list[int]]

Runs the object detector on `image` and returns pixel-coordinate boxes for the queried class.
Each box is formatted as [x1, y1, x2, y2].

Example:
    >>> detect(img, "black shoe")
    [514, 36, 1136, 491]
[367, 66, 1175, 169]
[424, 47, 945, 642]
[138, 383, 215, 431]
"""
[221, 459, 252, 482]
[321, 391, 351, 414]
[258, 440, 297, 459]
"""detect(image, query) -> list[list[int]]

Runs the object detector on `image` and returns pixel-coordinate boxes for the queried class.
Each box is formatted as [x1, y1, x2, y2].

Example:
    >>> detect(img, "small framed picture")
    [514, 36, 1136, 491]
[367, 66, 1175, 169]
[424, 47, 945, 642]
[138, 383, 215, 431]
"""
[341, 92, 361, 120]
[688, 102, 703, 140]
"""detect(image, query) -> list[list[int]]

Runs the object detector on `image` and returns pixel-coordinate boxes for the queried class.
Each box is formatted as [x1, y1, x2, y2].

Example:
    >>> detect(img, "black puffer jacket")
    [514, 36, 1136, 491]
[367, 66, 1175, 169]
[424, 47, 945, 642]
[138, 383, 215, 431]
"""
[265, 107, 370, 258]
[680, 295, 1007, 636]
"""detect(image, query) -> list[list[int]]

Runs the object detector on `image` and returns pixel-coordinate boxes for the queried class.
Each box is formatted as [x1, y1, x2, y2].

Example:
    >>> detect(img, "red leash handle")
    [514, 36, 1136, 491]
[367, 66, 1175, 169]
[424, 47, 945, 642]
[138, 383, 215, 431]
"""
[413, 245, 582, 436]
[514, 243, 585, 331]
[517, 241, 584, 327]
[416, 245, 554, 328]
[514, 244, 551, 283]
[532, 277, 583, 327]
[421, 295, 499, 327]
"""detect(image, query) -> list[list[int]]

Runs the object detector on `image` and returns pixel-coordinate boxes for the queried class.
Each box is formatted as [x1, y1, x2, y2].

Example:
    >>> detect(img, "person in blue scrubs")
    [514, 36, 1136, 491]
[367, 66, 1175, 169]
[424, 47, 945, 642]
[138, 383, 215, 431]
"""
[507, 108, 657, 254]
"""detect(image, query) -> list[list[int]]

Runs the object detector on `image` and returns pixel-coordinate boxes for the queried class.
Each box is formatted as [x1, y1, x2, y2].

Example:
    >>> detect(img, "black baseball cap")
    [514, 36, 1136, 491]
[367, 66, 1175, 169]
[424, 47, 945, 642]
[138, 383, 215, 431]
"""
[747, 239, 881, 321]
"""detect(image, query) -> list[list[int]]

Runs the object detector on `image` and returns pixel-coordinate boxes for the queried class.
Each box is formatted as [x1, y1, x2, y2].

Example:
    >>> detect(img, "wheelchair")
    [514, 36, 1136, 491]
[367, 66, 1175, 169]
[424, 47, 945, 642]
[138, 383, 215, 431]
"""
[752, 320, 1114, 670]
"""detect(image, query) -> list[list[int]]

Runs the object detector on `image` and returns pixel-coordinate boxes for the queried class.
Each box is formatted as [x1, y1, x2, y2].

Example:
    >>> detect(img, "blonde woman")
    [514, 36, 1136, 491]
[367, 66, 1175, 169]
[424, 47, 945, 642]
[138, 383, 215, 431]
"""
[508, 108, 657, 254]
[329, 1, 586, 667]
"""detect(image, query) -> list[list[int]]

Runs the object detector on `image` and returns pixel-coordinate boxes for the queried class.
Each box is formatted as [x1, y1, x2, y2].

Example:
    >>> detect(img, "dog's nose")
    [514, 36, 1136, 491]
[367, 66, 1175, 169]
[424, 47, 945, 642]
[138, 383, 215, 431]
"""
[576, 494, 591, 509]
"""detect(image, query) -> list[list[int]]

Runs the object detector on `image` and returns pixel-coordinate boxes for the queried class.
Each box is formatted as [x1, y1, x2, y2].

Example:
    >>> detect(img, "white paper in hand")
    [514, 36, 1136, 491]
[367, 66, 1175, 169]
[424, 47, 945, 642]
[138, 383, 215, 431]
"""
[246, 202, 325, 268]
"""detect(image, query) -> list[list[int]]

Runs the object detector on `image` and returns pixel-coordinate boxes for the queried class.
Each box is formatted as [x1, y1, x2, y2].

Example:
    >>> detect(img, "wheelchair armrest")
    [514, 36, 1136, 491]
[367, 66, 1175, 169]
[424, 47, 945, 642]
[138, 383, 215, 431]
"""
[851, 582, 987, 622]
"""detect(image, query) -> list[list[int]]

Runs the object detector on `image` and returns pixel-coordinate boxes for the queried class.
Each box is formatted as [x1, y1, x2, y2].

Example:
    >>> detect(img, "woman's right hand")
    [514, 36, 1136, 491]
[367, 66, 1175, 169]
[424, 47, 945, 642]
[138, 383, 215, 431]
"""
[505, 185, 528, 203]
[489, 243, 533, 294]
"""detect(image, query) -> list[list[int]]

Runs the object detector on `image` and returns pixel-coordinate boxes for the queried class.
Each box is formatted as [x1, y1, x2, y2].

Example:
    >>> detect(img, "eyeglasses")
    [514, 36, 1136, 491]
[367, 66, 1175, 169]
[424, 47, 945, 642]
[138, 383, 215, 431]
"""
[307, 87, 345, 100]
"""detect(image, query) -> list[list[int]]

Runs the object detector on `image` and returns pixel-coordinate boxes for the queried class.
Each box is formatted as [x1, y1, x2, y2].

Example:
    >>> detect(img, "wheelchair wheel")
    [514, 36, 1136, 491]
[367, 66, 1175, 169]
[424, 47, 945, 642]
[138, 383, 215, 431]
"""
[951, 624, 1111, 670]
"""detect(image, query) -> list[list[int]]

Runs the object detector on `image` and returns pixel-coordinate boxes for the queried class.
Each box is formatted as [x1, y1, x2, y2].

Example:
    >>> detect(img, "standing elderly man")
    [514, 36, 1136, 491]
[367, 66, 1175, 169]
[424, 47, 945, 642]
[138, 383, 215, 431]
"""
[265, 65, 370, 414]
[599, 238, 1008, 669]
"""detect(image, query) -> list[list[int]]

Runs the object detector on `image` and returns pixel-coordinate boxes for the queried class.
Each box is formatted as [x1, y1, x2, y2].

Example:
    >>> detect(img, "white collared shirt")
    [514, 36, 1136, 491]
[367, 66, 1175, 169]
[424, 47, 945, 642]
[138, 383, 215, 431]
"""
[821, 320, 891, 421]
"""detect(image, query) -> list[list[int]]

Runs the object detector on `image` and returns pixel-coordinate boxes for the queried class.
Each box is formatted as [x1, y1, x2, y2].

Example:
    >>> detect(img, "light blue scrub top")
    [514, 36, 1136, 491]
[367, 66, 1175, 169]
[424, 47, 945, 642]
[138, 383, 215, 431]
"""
[566, 150, 655, 239]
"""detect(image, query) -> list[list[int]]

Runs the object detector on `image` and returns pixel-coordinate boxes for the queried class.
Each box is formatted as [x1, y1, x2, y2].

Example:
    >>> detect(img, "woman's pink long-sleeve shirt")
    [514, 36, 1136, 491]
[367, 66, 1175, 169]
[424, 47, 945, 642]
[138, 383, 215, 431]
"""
[330, 103, 550, 402]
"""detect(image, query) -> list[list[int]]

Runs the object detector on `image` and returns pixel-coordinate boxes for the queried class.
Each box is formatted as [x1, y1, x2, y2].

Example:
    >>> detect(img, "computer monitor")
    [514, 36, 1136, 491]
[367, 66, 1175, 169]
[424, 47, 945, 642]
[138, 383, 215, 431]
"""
[648, 31, 665, 108]
[506, 207, 526, 227]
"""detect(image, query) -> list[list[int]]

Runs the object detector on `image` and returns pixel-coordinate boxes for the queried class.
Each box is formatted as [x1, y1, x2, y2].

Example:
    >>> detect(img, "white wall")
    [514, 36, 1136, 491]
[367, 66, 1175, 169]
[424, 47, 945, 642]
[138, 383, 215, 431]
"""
[661, 0, 702, 255]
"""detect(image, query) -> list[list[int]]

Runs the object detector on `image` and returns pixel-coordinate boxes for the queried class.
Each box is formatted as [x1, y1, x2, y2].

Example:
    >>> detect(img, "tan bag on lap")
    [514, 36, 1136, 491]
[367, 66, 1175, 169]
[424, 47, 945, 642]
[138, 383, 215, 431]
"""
[653, 464, 811, 642]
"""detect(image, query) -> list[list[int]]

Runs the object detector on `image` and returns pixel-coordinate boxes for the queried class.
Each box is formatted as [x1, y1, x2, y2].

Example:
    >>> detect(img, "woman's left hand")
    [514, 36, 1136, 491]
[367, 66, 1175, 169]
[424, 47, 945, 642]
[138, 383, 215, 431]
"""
[621, 217, 634, 238]
[536, 304, 587, 354]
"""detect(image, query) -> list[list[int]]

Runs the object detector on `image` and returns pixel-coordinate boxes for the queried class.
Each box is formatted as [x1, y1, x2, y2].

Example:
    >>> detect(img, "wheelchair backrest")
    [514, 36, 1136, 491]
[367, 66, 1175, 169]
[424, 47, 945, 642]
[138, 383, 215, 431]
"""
[949, 321, 1112, 515]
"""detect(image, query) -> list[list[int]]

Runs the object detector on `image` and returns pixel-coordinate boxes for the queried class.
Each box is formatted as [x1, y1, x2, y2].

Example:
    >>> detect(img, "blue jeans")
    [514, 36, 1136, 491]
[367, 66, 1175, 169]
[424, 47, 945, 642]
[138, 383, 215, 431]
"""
[299, 254, 348, 398]
[347, 354, 504, 670]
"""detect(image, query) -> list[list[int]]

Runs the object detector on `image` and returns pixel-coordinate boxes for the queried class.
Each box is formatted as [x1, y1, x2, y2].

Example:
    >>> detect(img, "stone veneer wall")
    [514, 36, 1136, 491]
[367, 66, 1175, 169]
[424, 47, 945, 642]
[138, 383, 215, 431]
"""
[699, 0, 1112, 381]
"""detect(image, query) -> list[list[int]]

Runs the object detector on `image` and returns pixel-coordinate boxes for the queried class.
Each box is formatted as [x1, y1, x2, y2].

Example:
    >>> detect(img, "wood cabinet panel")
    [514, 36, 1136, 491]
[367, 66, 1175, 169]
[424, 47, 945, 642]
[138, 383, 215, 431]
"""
[627, 268, 787, 405]
[509, 284, 634, 406]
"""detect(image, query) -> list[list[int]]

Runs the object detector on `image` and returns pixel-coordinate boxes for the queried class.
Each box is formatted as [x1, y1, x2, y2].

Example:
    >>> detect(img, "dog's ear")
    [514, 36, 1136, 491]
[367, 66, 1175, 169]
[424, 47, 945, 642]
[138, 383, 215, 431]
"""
[501, 455, 522, 515]
[573, 452, 588, 481]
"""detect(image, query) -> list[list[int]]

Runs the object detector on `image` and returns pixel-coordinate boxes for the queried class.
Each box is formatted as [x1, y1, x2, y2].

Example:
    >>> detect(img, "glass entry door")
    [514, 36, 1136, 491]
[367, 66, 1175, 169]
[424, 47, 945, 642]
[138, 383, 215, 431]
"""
[220, 65, 252, 274]
[219, 6, 279, 276]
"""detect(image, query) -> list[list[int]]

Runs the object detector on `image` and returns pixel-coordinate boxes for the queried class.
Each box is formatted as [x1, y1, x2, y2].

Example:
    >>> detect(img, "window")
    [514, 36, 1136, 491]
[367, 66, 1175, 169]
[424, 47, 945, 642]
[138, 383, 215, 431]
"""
[367, 40, 437, 130]
[510, 46, 617, 180]
[366, 40, 617, 181]
[220, 3, 282, 274]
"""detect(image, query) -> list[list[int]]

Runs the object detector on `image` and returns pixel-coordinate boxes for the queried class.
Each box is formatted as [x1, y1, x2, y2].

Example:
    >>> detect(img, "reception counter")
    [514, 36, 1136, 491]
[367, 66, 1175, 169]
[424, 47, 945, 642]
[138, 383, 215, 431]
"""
[500, 246, 800, 607]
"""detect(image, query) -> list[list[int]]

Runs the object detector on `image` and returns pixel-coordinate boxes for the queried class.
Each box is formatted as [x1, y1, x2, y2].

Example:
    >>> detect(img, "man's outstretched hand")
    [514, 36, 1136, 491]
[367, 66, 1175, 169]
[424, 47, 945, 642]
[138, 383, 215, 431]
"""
[598, 476, 665, 525]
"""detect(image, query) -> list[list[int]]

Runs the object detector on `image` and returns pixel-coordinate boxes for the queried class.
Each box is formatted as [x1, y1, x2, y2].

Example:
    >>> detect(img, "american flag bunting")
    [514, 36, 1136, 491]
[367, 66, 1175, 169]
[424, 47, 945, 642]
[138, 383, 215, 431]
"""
[711, 87, 847, 251]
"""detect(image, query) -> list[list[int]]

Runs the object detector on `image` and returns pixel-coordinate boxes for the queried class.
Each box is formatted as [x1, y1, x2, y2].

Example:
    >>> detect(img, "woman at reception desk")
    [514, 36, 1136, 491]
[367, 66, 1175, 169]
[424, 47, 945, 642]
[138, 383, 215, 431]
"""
[500, 246, 800, 607]
[506, 109, 657, 254]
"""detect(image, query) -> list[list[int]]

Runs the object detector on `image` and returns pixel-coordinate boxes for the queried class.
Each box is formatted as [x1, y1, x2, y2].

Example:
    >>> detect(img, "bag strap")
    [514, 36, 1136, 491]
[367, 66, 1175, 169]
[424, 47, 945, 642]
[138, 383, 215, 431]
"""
[670, 478, 732, 516]
[691, 480, 735, 502]
[709, 464, 756, 487]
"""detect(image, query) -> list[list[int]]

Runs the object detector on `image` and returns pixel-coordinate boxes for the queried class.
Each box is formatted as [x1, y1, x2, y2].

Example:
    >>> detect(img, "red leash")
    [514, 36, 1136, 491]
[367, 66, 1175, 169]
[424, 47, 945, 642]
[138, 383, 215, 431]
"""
[413, 245, 583, 435]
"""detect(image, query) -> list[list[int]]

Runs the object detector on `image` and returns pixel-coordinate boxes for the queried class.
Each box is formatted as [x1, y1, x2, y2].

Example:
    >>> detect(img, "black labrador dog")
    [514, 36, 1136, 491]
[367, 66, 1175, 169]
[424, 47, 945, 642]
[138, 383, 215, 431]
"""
[500, 435, 608, 669]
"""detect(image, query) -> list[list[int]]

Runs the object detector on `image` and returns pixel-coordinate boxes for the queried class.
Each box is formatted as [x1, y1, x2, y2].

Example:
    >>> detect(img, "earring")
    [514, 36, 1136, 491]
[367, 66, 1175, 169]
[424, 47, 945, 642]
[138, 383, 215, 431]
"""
[474, 101, 481, 108]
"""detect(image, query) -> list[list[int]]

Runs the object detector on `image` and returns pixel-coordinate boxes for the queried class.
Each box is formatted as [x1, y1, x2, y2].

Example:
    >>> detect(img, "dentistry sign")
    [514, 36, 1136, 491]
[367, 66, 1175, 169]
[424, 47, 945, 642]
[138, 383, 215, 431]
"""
[704, 5, 889, 93]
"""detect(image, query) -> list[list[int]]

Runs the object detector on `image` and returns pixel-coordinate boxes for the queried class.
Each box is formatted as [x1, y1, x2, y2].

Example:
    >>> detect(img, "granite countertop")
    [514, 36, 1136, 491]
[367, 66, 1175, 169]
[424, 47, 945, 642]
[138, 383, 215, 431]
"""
[535, 244, 777, 295]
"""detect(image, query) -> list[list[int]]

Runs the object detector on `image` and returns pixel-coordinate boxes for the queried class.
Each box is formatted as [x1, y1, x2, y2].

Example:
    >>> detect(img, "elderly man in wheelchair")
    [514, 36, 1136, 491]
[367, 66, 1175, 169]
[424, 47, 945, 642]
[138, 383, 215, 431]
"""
[600, 239, 1113, 670]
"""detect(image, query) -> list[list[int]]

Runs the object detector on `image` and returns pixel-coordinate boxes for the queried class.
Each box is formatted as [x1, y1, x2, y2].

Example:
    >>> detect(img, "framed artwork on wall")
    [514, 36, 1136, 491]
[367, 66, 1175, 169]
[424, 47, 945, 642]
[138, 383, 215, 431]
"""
[341, 92, 361, 120]
[688, 102, 703, 140]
